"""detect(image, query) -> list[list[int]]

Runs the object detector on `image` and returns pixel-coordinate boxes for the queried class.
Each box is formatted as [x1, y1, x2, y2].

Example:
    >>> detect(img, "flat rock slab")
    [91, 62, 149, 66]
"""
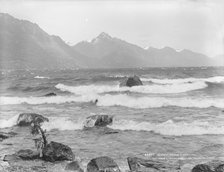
[3, 149, 39, 162]
[127, 157, 180, 172]
[192, 160, 224, 172]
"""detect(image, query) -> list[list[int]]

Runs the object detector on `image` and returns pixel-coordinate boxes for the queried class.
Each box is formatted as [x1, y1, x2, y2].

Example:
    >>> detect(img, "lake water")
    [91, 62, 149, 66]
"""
[1, 67, 224, 171]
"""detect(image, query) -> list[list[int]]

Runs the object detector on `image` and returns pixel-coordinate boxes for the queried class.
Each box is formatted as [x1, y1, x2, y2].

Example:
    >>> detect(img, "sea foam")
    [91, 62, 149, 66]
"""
[109, 119, 224, 136]
[34, 76, 50, 79]
[0, 114, 19, 128]
[1, 94, 224, 109]
[141, 76, 224, 84]
[55, 81, 207, 95]
[42, 117, 83, 131]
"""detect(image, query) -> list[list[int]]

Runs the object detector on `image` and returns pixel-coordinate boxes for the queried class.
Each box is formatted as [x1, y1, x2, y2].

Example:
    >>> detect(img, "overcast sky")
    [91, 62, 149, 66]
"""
[0, 0, 223, 57]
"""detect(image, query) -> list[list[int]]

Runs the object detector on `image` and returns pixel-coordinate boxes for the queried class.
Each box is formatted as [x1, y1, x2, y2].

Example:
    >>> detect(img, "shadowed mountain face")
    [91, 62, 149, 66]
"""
[73, 33, 213, 68]
[0, 13, 85, 69]
[0, 13, 214, 69]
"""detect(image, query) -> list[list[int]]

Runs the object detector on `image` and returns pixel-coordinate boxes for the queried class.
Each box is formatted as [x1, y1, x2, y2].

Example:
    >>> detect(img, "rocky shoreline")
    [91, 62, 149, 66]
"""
[0, 112, 224, 172]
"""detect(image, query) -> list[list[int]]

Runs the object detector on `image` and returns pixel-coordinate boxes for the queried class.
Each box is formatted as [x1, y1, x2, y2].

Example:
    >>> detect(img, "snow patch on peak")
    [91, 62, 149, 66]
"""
[97, 32, 112, 39]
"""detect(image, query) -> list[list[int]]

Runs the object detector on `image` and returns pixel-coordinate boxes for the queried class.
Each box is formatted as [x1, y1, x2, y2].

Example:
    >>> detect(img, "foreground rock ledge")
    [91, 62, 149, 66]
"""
[127, 157, 180, 172]
[192, 160, 224, 172]
[87, 156, 121, 172]
[120, 75, 143, 87]
[17, 113, 49, 126]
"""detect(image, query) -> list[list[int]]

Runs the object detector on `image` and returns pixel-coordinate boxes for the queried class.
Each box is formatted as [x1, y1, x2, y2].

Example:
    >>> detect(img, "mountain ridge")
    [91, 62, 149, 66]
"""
[0, 13, 219, 69]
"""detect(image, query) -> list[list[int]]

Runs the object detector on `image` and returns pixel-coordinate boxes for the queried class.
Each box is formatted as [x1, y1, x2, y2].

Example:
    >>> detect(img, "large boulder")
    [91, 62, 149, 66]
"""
[65, 161, 84, 172]
[0, 132, 17, 141]
[83, 115, 113, 128]
[17, 113, 49, 126]
[120, 75, 143, 87]
[87, 156, 120, 172]
[42, 141, 74, 162]
[192, 160, 224, 172]
[127, 157, 180, 171]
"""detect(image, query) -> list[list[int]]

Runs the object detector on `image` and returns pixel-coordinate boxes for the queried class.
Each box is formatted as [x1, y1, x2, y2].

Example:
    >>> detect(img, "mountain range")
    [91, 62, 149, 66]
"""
[0, 13, 221, 69]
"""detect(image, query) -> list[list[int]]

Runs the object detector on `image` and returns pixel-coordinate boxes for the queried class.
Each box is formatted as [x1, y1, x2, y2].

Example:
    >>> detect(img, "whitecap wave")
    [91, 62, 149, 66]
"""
[109, 119, 224, 136]
[34, 76, 50, 79]
[55, 81, 207, 95]
[0, 114, 19, 128]
[97, 94, 224, 109]
[0, 95, 95, 105]
[141, 76, 224, 84]
[1, 94, 224, 109]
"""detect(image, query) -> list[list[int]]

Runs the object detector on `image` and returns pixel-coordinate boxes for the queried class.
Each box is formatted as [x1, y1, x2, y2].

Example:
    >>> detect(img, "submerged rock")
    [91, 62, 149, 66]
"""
[83, 115, 113, 128]
[87, 156, 120, 172]
[65, 161, 84, 172]
[42, 141, 74, 162]
[16, 149, 40, 160]
[17, 113, 49, 126]
[0, 132, 17, 141]
[192, 160, 224, 172]
[3, 149, 39, 162]
[127, 157, 180, 171]
[44, 92, 57, 97]
[3, 154, 22, 162]
[119, 75, 143, 87]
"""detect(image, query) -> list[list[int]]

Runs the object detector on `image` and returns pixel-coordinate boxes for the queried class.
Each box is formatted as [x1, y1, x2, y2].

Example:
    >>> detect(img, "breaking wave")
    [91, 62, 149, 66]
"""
[42, 117, 83, 131]
[55, 81, 207, 95]
[1, 115, 224, 136]
[0, 95, 95, 105]
[109, 119, 224, 136]
[1, 94, 224, 109]
[96, 94, 224, 109]
[0, 114, 19, 128]
[141, 76, 224, 84]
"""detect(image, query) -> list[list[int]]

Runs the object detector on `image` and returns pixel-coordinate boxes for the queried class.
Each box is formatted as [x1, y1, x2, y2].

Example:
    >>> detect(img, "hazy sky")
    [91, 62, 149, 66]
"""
[0, 0, 223, 57]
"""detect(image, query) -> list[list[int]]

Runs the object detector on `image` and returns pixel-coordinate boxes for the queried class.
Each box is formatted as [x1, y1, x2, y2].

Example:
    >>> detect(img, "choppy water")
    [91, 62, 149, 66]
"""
[0, 67, 224, 171]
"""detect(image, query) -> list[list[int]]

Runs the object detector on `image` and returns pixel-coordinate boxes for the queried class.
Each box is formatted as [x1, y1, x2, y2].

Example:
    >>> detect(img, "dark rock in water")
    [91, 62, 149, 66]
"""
[44, 92, 57, 97]
[127, 157, 180, 171]
[65, 161, 84, 172]
[17, 113, 49, 126]
[104, 130, 119, 134]
[84, 115, 113, 128]
[87, 156, 120, 172]
[3, 149, 39, 162]
[0, 132, 17, 141]
[42, 141, 74, 162]
[192, 160, 224, 172]
[119, 75, 143, 87]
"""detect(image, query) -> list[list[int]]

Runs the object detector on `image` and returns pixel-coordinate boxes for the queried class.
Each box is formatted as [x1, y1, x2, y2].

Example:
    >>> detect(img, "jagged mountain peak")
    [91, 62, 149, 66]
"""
[97, 32, 112, 39]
